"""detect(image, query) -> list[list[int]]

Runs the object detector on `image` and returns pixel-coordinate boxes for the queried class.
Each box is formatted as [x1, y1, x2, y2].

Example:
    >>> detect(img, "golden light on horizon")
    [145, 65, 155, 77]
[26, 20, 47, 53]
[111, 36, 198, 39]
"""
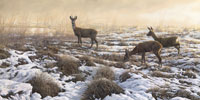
[0, 0, 200, 27]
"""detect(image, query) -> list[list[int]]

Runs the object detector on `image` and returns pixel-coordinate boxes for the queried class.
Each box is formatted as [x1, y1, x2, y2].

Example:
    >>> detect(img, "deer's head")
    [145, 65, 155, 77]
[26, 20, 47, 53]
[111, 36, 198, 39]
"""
[147, 27, 154, 36]
[70, 16, 77, 24]
[124, 49, 130, 62]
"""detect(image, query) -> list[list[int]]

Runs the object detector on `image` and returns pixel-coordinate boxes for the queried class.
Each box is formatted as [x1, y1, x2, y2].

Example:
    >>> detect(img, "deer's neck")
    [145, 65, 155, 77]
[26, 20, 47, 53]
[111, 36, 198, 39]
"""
[151, 32, 159, 40]
[129, 48, 137, 56]
[71, 22, 76, 31]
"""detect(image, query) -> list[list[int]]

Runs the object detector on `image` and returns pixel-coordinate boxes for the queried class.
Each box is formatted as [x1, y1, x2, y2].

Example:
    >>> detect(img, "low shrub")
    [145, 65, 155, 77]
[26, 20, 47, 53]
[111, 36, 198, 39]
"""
[82, 78, 124, 100]
[93, 67, 115, 80]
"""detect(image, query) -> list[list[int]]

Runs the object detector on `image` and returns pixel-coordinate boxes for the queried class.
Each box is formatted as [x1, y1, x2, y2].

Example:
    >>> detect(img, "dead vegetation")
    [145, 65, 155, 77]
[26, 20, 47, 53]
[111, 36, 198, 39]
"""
[0, 48, 10, 59]
[28, 72, 61, 98]
[160, 66, 172, 72]
[119, 71, 131, 82]
[93, 67, 115, 80]
[82, 78, 124, 100]
[0, 62, 10, 68]
[151, 71, 175, 78]
[182, 70, 197, 79]
[79, 56, 95, 66]
[57, 55, 80, 75]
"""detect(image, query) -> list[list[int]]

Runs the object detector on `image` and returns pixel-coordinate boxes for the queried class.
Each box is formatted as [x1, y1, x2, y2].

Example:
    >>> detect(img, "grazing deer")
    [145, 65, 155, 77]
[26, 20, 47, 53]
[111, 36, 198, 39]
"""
[124, 41, 163, 66]
[147, 27, 180, 54]
[70, 16, 98, 49]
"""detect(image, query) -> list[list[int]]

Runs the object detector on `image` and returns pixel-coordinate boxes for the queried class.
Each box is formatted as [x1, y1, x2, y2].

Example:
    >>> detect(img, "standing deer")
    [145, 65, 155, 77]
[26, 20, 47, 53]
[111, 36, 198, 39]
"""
[124, 41, 163, 66]
[147, 27, 180, 54]
[70, 16, 98, 49]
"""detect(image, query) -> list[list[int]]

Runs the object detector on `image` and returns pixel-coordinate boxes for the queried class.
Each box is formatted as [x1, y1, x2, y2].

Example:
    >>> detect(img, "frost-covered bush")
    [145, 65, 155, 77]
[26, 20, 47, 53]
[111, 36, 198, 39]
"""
[28, 72, 61, 98]
[57, 55, 80, 75]
[93, 67, 115, 80]
[82, 78, 124, 100]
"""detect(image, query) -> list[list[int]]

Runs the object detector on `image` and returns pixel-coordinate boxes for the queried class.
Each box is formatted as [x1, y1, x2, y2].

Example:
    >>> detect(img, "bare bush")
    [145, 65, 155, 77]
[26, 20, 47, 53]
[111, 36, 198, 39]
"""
[93, 67, 115, 80]
[82, 78, 124, 100]
[57, 55, 80, 75]
[28, 72, 61, 98]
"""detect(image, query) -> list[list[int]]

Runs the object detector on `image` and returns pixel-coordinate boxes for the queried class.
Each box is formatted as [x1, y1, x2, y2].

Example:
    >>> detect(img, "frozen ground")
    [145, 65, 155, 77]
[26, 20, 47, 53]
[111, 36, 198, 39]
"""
[0, 27, 200, 100]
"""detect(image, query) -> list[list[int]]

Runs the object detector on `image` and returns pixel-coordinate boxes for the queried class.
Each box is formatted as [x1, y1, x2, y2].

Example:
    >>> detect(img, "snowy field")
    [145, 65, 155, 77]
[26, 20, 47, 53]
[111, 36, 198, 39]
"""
[0, 27, 200, 100]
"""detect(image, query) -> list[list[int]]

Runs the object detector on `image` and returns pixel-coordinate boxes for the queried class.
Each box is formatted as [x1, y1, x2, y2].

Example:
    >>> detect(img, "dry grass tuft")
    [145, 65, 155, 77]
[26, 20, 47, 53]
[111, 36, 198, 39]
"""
[0, 48, 10, 59]
[93, 67, 115, 80]
[160, 66, 172, 72]
[98, 53, 123, 61]
[57, 56, 80, 75]
[66, 74, 86, 83]
[119, 71, 131, 82]
[109, 62, 127, 69]
[151, 71, 175, 78]
[182, 70, 196, 79]
[0, 62, 10, 68]
[28, 72, 61, 98]
[79, 56, 95, 66]
[82, 78, 124, 100]
[146, 87, 174, 100]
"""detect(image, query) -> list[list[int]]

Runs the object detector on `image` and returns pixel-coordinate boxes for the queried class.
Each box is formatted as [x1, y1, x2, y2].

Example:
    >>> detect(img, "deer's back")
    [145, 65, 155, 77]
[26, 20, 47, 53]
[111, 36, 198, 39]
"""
[74, 27, 97, 38]
[136, 41, 162, 53]
[157, 37, 179, 47]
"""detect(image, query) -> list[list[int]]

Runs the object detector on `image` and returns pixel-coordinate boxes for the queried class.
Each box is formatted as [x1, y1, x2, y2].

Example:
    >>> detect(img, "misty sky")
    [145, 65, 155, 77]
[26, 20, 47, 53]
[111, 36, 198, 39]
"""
[0, 0, 200, 26]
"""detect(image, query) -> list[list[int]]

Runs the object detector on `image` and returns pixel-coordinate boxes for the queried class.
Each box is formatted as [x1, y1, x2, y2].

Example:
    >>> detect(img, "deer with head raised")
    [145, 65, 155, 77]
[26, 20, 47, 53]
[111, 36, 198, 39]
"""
[70, 16, 98, 49]
[147, 27, 180, 54]
[124, 41, 163, 67]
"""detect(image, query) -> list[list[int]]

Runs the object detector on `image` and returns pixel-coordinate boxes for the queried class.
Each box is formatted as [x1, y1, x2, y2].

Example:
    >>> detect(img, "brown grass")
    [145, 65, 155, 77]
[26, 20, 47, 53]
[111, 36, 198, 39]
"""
[82, 78, 124, 100]
[57, 55, 80, 75]
[0, 48, 10, 59]
[109, 62, 127, 69]
[0, 62, 10, 68]
[28, 72, 61, 98]
[182, 70, 197, 79]
[160, 66, 172, 72]
[97, 53, 123, 61]
[146, 87, 174, 100]
[79, 56, 95, 66]
[151, 71, 175, 78]
[66, 74, 86, 83]
[119, 71, 131, 82]
[93, 67, 115, 80]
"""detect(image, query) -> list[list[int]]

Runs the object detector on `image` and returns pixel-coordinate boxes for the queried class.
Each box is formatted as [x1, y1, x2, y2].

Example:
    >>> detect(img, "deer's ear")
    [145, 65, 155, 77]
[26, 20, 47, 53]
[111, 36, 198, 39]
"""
[70, 16, 73, 20]
[74, 16, 77, 20]
[150, 27, 153, 30]
[147, 27, 151, 30]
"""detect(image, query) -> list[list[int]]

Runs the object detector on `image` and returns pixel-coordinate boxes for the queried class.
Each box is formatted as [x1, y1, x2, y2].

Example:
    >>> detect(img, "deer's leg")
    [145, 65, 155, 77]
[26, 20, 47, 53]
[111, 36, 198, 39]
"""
[94, 38, 98, 49]
[175, 45, 180, 54]
[141, 53, 145, 64]
[154, 51, 162, 67]
[90, 38, 94, 48]
[80, 37, 82, 47]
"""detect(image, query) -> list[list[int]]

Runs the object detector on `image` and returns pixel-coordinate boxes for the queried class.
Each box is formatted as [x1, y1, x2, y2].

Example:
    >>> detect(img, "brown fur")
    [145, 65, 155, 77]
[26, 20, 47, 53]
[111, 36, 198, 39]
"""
[147, 27, 180, 54]
[124, 41, 163, 66]
[70, 16, 98, 49]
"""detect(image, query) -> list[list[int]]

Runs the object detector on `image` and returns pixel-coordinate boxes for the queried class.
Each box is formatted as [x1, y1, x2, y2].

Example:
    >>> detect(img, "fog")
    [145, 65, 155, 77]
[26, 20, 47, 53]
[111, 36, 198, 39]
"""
[0, 0, 200, 26]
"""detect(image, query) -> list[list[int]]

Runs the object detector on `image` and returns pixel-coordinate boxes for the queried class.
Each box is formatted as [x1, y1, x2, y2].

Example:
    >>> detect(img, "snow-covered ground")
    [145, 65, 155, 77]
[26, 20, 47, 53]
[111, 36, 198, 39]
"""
[1, 28, 200, 100]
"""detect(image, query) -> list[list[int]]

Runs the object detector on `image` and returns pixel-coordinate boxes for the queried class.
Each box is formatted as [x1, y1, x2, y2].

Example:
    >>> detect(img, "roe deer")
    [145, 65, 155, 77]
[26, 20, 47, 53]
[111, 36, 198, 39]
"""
[147, 27, 180, 54]
[124, 41, 163, 66]
[70, 16, 98, 49]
